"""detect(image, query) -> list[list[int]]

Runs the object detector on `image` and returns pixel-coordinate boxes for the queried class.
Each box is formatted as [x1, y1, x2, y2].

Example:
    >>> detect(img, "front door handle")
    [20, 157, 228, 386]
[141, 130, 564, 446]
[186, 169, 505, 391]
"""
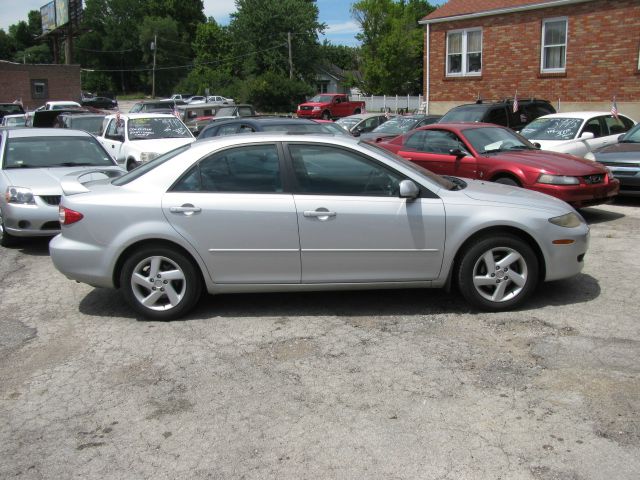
[303, 209, 336, 219]
[169, 204, 201, 215]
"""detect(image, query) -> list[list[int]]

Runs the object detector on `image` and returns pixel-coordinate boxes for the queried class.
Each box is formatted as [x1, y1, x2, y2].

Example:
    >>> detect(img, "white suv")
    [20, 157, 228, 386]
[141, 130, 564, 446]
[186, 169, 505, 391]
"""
[97, 113, 195, 171]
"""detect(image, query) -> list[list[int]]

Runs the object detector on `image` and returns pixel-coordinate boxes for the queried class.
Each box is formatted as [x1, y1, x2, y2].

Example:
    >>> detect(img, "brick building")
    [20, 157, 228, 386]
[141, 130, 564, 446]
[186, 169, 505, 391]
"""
[420, 0, 640, 119]
[0, 61, 81, 110]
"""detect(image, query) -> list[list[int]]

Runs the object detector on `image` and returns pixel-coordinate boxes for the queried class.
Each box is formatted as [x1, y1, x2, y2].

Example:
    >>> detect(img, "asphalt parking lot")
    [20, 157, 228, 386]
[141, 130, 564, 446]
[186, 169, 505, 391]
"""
[1, 198, 639, 480]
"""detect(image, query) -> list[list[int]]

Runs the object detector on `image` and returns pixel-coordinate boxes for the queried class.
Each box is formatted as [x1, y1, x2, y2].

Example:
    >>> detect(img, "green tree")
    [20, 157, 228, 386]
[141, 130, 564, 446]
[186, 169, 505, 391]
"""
[318, 40, 359, 71]
[0, 29, 17, 60]
[14, 44, 52, 64]
[229, 0, 325, 80]
[352, 0, 434, 95]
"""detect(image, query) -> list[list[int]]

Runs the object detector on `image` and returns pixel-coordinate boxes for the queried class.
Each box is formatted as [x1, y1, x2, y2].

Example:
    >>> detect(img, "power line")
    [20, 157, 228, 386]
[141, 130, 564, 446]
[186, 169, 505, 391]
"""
[76, 46, 136, 53]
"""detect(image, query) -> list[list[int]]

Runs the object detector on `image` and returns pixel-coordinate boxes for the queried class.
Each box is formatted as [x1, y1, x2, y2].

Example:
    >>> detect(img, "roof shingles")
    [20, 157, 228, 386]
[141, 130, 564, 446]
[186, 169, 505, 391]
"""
[424, 0, 576, 20]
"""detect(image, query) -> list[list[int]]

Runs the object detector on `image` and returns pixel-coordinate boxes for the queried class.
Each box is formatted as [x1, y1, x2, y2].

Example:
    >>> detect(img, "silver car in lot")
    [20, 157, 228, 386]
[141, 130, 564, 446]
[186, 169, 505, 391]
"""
[50, 134, 590, 320]
[0, 128, 123, 247]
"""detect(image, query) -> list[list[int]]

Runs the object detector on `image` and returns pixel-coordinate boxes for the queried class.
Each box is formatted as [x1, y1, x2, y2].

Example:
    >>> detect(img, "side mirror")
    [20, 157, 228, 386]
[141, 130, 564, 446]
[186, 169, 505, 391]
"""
[533, 142, 541, 149]
[449, 148, 466, 158]
[618, 134, 626, 142]
[580, 131, 595, 140]
[399, 179, 419, 199]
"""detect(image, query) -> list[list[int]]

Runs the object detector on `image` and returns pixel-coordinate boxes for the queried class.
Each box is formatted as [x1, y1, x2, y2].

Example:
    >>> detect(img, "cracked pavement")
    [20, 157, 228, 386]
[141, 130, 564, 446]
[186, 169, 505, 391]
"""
[0, 199, 639, 479]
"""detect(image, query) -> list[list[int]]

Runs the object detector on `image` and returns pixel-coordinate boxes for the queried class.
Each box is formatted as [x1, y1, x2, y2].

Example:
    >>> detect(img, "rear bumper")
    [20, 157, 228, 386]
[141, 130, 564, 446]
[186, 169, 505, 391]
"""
[49, 234, 115, 288]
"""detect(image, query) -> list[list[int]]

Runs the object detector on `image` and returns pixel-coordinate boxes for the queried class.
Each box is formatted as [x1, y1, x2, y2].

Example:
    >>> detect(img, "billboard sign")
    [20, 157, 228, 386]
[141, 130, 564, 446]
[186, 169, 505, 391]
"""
[40, 2, 56, 32]
[55, 0, 69, 27]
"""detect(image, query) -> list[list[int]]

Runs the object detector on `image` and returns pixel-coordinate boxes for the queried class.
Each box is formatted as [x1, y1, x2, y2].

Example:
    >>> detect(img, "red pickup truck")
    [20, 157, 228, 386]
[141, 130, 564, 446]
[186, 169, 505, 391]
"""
[297, 93, 365, 120]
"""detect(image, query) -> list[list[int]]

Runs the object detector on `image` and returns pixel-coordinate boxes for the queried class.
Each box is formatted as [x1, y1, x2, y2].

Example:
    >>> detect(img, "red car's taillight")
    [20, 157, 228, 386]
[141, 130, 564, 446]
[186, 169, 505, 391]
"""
[59, 206, 84, 225]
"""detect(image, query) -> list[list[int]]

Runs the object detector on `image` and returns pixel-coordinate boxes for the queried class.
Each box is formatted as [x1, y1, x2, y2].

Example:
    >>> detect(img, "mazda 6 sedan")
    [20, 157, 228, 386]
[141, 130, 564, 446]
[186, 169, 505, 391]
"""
[377, 123, 619, 208]
[50, 134, 590, 320]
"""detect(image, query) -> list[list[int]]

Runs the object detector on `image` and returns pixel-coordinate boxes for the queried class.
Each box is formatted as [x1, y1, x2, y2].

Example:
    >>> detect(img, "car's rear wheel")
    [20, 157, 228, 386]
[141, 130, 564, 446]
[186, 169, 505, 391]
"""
[457, 234, 538, 311]
[120, 246, 202, 320]
[0, 212, 19, 248]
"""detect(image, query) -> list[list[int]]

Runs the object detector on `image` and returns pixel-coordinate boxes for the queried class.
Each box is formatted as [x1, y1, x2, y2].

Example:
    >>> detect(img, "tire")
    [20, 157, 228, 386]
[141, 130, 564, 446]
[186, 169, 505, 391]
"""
[126, 158, 140, 171]
[120, 246, 202, 320]
[322, 110, 331, 120]
[456, 234, 538, 311]
[353, 108, 361, 115]
[0, 211, 19, 248]
[493, 176, 520, 187]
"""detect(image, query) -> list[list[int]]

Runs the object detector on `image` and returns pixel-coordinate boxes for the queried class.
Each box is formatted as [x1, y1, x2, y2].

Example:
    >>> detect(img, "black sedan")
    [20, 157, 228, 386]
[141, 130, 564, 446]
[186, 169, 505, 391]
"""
[81, 96, 118, 109]
[586, 122, 640, 196]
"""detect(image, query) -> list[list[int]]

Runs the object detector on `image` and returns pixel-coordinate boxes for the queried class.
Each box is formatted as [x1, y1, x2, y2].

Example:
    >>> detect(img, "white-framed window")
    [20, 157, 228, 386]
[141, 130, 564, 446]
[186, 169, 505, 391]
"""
[541, 17, 568, 72]
[446, 28, 482, 76]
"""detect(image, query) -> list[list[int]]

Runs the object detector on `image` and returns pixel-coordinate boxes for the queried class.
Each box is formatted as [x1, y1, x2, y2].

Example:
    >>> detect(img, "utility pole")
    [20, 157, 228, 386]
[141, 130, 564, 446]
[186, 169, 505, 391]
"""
[151, 34, 157, 98]
[287, 32, 293, 79]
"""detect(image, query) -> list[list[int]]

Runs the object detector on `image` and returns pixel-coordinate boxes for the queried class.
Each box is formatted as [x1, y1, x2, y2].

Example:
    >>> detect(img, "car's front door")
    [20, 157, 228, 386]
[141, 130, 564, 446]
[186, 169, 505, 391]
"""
[396, 130, 477, 178]
[99, 118, 125, 164]
[163, 143, 301, 284]
[286, 143, 445, 283]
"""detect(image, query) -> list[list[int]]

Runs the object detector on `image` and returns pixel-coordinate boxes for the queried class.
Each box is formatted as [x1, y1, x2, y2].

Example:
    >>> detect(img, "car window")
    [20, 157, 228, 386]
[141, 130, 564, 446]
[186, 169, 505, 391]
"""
[217, 124, 240, 136]
[105, 119, 124, 139]
[238, 107, 253, 116]
[604, 115, 633, 136]
[463, 126, 534, 153]
[581, 117, 603, 138]
[172, 144, 281, 193]
[406, 130, 466, 154]
[129, 103, 142, 113]
[440, 107, 487, 123]
[288, 144, 402, 197]
[487, 107, 508, 126]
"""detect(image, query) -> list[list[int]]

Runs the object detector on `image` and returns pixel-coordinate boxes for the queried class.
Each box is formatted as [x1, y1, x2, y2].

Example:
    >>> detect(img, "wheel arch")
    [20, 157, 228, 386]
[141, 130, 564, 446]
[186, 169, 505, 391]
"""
[447, 226, 546, 290]
[489, 170, 523, 186]
[113, 239, 207, 289]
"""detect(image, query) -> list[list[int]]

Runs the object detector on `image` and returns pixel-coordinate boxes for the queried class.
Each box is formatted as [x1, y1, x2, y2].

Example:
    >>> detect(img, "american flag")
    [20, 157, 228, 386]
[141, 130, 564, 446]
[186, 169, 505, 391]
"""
[513, 91, 519, 113]
[611, 96, 619, 119]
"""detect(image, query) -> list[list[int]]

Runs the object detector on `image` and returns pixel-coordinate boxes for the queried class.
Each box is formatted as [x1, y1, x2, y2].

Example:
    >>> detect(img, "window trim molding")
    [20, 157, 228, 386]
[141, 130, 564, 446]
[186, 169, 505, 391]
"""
[445, 27, 483, 78]
[540, 16, 568, 74]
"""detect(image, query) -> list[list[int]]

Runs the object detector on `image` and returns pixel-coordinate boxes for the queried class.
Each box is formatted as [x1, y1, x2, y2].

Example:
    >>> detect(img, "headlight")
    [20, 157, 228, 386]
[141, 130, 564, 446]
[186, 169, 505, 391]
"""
[140, 152, 159, 162]
[312, 106, 321, 111]
[548, 212, 584, 228]
[583, 152, 596, 161]
[537, 174, 579, 185]
[5, 186, 36, 205]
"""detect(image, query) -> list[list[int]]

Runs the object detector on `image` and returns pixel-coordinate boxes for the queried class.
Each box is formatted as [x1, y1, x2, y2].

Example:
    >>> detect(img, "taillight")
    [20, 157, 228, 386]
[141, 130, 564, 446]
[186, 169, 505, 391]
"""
[59, 206, 84, 225]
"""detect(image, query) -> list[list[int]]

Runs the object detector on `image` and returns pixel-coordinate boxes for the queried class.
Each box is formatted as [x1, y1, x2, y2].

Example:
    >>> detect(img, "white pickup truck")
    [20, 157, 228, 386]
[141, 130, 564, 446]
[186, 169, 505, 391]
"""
[97, 113, 195, 171]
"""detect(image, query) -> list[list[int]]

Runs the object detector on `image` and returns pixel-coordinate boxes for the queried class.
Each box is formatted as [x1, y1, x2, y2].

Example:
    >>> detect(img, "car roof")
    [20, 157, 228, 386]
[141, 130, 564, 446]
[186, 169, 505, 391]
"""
[192, 132, 359, 151]
[6, 127, 93, 138]
[105, 113, 177, 120]
[535, 111, 627, 120]
[216, 117, 316, 125]
[420, 122, 509, 131]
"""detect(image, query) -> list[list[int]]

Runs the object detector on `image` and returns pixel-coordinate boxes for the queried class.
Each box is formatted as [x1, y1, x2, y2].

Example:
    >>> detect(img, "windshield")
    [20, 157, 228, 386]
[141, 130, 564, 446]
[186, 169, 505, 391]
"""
[320, 123, 352, 136]
[440, 106, 487, 123]
[4, 116, 26, 127]
[360, 141, 457, 190]
[371, 117, 419, 135]
[520, 117, 582, 140]
[463, 127, 535, 154]
[622, 123, 640, 143]
[4, 136, 114, 169]
[308, 95, 336, 103]
[1, 104, 24, 114]
[215, 106, 237, 117]
[127, 117, 191, 140]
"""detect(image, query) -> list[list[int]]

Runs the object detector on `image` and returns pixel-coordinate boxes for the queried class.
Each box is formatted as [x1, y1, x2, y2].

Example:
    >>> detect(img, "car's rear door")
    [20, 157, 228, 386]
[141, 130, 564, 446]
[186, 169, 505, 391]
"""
[163, 143, 301, 284]
[285, 142, 445, 283]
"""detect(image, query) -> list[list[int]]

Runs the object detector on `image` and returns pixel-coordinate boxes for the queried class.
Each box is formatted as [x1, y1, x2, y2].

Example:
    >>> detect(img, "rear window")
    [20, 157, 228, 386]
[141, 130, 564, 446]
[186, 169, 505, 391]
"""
[4, 136, 114, 169]
[441, 106, 489, 123]
[0, 104, 24, 115]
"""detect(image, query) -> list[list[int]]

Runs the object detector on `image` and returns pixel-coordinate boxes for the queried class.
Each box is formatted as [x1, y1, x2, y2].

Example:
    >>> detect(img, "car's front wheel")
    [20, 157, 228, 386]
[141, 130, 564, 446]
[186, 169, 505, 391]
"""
[0, 211, 19, 248]
[120, 246, 202, 320]
[457, 234, 538, 311]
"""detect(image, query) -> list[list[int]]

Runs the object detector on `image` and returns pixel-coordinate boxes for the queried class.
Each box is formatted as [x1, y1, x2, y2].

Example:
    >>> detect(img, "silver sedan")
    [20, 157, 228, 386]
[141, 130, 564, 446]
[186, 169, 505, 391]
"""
[50, 134, 589, 320]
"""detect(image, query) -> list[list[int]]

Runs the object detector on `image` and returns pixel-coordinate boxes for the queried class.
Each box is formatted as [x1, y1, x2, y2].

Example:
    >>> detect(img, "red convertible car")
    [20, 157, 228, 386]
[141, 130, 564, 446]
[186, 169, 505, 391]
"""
[377, 123, 619, 207]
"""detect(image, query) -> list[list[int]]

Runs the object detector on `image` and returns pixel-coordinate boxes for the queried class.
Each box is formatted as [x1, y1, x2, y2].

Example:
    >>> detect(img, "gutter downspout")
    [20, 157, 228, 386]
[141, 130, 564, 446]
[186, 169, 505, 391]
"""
[426, 23, 430, 114]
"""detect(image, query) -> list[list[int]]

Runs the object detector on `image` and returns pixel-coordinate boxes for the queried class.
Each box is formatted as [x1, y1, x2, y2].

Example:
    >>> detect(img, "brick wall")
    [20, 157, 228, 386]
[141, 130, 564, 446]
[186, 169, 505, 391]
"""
[424, 0, 640, 114]
[0, 62, 81, 110]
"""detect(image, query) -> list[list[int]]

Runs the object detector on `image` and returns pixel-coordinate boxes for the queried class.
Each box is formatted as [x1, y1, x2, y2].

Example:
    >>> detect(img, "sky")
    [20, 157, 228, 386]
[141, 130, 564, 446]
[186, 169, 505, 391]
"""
[0, 0, 445, 47]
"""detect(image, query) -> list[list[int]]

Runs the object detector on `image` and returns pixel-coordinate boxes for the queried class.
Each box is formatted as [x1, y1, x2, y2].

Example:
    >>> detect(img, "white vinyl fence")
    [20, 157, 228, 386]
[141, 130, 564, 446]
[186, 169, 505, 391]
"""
[349, 94, 426, 114]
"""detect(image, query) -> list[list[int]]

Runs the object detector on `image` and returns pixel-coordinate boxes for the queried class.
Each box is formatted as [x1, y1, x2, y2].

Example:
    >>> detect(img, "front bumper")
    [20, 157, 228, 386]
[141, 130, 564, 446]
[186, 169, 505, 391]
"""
[2, 201, 60, 237]
[611, 169, 640, 196]
[296, 109, 322, 119]
[543, 224, 590, 281]
[530, 178, 620, 208]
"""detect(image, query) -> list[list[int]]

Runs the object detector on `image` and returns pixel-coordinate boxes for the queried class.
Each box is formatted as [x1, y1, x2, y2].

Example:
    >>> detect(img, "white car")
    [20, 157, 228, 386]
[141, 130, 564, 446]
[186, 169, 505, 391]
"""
[97, 113, 195, 171]
[37, 101, 82, 111]
[187, 96, 207, 104]
[520, 111, 636, 158]
[206, 95, 234, 105]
